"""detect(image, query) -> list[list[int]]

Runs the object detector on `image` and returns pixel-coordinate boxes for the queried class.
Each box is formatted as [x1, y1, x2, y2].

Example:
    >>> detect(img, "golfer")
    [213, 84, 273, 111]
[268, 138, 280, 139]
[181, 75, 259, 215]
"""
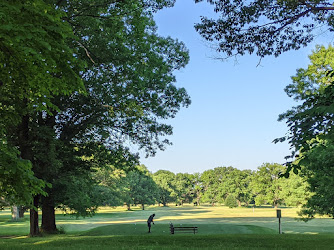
[147, 213, 155, 233]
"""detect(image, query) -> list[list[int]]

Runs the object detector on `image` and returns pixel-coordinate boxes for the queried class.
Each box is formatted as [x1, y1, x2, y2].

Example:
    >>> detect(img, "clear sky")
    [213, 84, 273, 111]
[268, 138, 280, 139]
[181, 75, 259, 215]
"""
[140, 0, 332, 174]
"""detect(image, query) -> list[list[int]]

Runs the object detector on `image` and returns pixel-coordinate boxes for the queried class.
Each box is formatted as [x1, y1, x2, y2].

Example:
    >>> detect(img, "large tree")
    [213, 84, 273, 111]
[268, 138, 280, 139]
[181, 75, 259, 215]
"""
[195, 0, 334, 58]
[42, 0, 189, 230]
[277, 45, 334, 218]
[120, 165, 158, 210]
[215, 167, 252, 207]
[250, 163, 285, 208]
[2, 0, 190, 235]
[153, 170, 176, 206]
[298, 140, 334, 220]
[0, 0, 84, 235]
[200, 169, 221, 205]
[275, 45, 334, 171]
[191, 173, 203, 205]
[250, 163, 308, 207]
[200, 167, 252, 206]
[173, 173, 194, 205]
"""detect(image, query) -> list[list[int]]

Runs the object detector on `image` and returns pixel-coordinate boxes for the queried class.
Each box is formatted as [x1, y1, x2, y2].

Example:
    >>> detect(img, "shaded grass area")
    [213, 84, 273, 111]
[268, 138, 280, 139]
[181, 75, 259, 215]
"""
[0, 217, 30, 236]
[1, 234, 334, 249]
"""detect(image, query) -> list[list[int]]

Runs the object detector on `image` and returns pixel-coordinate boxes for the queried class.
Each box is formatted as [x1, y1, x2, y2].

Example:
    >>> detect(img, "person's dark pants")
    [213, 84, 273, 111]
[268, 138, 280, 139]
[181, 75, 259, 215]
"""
[147, 222, 151, 232]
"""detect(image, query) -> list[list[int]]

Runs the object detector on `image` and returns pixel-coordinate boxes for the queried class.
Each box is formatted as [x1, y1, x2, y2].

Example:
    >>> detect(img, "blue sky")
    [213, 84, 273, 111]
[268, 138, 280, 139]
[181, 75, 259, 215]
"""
[140, 0, 331, 174]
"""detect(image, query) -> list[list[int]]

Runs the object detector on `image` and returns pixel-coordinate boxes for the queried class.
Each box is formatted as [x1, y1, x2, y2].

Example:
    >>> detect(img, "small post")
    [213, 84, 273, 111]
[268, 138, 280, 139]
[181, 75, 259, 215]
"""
[276, 209, 282, 234]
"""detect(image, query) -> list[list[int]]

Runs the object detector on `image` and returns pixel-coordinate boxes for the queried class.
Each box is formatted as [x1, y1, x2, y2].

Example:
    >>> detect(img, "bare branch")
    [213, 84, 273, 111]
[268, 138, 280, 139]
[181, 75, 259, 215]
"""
[76, 41, 95, 64]
[275, 9, 312, 32]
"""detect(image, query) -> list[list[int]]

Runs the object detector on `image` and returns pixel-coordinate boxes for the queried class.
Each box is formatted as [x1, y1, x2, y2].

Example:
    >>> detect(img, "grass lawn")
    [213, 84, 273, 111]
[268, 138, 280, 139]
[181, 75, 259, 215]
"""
[1, 205, 334, 249]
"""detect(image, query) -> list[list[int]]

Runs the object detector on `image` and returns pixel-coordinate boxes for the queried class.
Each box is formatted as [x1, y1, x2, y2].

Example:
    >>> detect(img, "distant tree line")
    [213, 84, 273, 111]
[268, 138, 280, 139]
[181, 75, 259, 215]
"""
[91, 163, 310, 210]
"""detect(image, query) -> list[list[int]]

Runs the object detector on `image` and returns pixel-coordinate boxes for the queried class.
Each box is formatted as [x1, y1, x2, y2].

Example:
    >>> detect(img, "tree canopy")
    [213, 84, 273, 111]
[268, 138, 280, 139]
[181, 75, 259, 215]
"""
[275, 45, 334, 171]
[277, 45, 334, 219]
[195, 0, 334, 58]
[298, 140, 334, 220]
[0, 0, 83, 212]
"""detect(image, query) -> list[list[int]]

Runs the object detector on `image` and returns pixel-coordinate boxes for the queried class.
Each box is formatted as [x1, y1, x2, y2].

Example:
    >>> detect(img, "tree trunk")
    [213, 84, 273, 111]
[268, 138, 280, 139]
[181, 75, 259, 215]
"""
[237, 200, 242, 207]
[18, 113, 39, 236]
[19, 206, 27, 218]
[41, 201, 56, 233]
[30, 196, 39, 236]
[141, 204, 145, 210]
[12, 206, 19, 221]
[126, 204, 131, 211]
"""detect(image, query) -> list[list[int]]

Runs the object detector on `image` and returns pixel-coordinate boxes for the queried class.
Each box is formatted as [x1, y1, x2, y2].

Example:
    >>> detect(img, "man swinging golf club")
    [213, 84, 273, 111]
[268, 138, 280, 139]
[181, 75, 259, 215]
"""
[147, 213, 155, 233]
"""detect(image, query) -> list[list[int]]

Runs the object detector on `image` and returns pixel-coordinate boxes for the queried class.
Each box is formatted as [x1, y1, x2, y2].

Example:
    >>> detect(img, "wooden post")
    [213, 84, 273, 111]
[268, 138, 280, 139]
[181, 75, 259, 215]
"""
[276, 209, 282, 234]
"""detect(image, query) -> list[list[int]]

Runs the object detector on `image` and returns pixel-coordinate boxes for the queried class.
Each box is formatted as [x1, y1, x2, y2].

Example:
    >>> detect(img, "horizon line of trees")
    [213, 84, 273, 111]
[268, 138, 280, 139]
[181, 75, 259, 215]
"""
[89, 163, 310, 211]
[7, 162, 310, 221]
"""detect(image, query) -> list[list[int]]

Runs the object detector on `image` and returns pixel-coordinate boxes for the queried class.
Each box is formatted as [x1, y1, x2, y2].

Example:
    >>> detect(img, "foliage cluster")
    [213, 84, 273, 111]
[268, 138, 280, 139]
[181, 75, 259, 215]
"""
[93, 163, 310, 209]
[275, 45, 334, 220]
[195, 0, 334, 58]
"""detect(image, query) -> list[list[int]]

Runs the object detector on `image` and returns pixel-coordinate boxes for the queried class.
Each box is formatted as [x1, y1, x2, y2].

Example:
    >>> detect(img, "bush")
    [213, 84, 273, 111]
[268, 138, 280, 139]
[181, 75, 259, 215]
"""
[225, 195, 238, 208]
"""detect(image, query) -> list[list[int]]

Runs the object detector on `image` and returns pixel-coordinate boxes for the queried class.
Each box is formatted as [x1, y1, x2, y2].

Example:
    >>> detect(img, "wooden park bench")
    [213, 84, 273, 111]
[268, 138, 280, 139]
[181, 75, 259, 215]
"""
[170, 223, 198, 234]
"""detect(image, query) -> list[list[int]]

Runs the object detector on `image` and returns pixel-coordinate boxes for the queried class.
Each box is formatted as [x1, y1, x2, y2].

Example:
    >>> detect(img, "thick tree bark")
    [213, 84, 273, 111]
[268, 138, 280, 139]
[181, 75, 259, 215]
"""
[41, 201, 57, 233]
[141, 204, 145, 210]
[30, 196, 39, 236]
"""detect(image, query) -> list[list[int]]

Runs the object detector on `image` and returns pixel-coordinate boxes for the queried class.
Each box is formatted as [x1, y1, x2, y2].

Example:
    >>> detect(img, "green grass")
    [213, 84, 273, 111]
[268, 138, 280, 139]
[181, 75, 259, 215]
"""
[81, 223, 275, 236]
[1, 234, 334, 249]
[1, 205, 334, 249]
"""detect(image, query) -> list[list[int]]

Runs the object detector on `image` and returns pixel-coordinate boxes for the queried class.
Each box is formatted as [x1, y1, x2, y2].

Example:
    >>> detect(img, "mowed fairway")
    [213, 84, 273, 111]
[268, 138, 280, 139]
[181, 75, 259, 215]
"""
[1, 205, 334, 249]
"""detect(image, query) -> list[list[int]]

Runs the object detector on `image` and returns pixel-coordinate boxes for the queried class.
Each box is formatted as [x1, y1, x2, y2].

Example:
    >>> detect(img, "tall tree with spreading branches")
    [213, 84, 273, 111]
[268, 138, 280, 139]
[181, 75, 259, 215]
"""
[2, 0, 190, 235]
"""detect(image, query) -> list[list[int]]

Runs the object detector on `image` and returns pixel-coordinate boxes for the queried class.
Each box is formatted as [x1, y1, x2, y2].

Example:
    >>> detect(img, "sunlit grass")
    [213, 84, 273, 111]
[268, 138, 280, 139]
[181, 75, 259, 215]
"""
[1, 205, 334, 249]
[1, 204, 333, 235]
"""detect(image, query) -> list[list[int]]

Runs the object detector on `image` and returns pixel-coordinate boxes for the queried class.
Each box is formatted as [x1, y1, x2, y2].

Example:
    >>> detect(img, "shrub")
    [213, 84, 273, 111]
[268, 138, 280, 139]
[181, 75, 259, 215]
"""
[225, 195, 238, 208]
